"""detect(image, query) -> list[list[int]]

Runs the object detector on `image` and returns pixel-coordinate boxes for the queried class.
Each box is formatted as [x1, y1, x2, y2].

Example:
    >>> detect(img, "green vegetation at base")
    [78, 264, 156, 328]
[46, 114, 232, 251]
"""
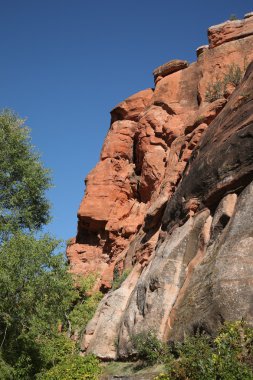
[0, 110, 101, 379]
[37, 354, 101, 380]
[132, 321, 253, 380]
[101, 361, 165, 379]
[132, 331, 170, 366]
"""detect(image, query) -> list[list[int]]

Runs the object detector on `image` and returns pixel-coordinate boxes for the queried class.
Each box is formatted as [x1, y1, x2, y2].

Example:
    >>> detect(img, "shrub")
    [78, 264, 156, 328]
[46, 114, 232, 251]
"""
[223, 63, 243, 87]
[37, 354, 101, 380]
[205, 80, 224, 102]
[132, 331, 170, 365]
[0, 233, 75, 378]
[0, 354, 14, 379]
[154, 321, 253, 380]
[154, 374, 170, 380]
[112, 268, 131, 290]
[68, 274, 103, 338]
[213, 320, 253, 380]
[38, 332, 76, 369]
[229, 14, 238, 21]
[167, 334, 215, 380]
[205, 63, 243, 102]
[68, 291, 103, 336]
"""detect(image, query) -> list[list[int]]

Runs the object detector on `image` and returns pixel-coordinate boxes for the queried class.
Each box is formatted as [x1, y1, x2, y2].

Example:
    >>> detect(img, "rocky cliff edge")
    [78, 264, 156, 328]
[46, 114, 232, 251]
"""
[67, 14, 253, 359]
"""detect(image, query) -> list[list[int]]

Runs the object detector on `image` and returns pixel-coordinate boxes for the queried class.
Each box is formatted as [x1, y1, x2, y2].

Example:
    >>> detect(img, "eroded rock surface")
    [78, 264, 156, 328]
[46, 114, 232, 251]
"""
[153, 59, 189, 84]
[68, 14, 253, 360]
[208, 14, 253, 48]
[170, 183, 253, 340]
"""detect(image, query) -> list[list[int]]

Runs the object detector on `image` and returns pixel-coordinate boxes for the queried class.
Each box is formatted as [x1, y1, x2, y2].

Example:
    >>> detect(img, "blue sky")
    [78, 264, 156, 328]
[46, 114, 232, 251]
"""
[0, 0, 252, 242]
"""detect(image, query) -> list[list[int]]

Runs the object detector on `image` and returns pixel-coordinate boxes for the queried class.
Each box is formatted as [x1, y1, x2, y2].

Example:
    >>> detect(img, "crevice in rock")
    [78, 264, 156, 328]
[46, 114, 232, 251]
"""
[76, 221, 103, 245]
[153, 101, 176, 115]
[133, 134, 141, 176]
[210, 214, 230, 244]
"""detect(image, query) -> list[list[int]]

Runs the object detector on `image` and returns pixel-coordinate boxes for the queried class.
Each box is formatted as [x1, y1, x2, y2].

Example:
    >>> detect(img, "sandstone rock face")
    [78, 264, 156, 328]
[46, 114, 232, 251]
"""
[208, 15, 253, 48]
[153, 59, 189, 83]
[162, 61, 253, 231]
[170, 183, 253, 340]
[117, 210, 210, 358]
[82, 265, 142, 359]
[68, 15, 253, 359]
[111, 89, 153, 123]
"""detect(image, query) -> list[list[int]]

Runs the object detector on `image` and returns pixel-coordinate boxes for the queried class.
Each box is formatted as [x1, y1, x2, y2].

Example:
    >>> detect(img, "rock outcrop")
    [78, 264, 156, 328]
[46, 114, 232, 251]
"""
[208, 14, 253, 48]
[153, 59, 189, 84]
[67, 13, 253, 360]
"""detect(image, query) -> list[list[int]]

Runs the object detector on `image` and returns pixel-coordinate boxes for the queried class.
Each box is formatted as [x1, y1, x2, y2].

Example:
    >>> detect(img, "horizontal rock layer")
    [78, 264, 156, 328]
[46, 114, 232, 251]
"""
[208, 13, 253, 48]
[67, 15, 253, 359]
[153, 59, 189, 83]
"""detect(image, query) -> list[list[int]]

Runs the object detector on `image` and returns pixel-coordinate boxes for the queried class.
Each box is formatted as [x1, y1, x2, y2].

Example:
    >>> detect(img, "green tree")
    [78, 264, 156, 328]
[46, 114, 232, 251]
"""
[0, 110, 51, 240]
[0, 110, 101, 379]
[0, 233, 75, 378]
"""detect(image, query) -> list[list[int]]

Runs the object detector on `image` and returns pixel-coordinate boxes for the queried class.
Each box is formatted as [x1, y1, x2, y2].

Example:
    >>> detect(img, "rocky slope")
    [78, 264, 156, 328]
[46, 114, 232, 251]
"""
[67, 13, 253, 360]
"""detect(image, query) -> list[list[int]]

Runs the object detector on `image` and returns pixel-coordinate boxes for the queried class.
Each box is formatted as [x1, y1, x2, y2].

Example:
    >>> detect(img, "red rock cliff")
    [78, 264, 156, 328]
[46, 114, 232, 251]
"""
[67, 14, 253, 359]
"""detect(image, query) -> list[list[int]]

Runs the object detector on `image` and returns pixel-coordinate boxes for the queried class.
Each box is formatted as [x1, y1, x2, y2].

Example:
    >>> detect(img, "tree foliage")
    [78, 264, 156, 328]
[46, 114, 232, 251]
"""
[0, 233, 74, 377]
[0, 234, 102, 378]
[0, 110, 51, 239]
[0, 110, 101, 379]
[68, 274, 103, 338]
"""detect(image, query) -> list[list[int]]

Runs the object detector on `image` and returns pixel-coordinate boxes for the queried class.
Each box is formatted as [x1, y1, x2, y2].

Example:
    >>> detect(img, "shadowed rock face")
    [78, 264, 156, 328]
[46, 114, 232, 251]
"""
[68, 14, 253, 360]
[170, 182, 253, 341]
[162, 61, 253, 232]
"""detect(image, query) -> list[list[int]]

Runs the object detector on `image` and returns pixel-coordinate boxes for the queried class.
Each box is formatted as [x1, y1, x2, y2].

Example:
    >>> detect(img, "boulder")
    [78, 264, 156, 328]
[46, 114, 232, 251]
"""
[111, 88, 153, 123]
[153, 59, 189, 82]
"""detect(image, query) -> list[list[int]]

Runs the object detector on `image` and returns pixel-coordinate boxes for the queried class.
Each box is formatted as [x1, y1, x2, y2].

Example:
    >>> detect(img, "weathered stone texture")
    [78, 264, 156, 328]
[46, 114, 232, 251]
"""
[208, 16, 253, 48]
[153, 59, 189, 83]
[68, 14, 253, 359]
[170, 183, 253, 340]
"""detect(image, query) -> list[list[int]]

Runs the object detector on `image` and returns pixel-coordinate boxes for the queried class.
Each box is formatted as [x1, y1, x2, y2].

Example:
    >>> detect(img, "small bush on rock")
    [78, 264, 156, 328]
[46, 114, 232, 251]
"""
[229, 14, 238, 21]
[112, 268, 131, 290]
[223, 63, 243, 87]
[205, 63, 243, 102]
[205, 80, 224, 102]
